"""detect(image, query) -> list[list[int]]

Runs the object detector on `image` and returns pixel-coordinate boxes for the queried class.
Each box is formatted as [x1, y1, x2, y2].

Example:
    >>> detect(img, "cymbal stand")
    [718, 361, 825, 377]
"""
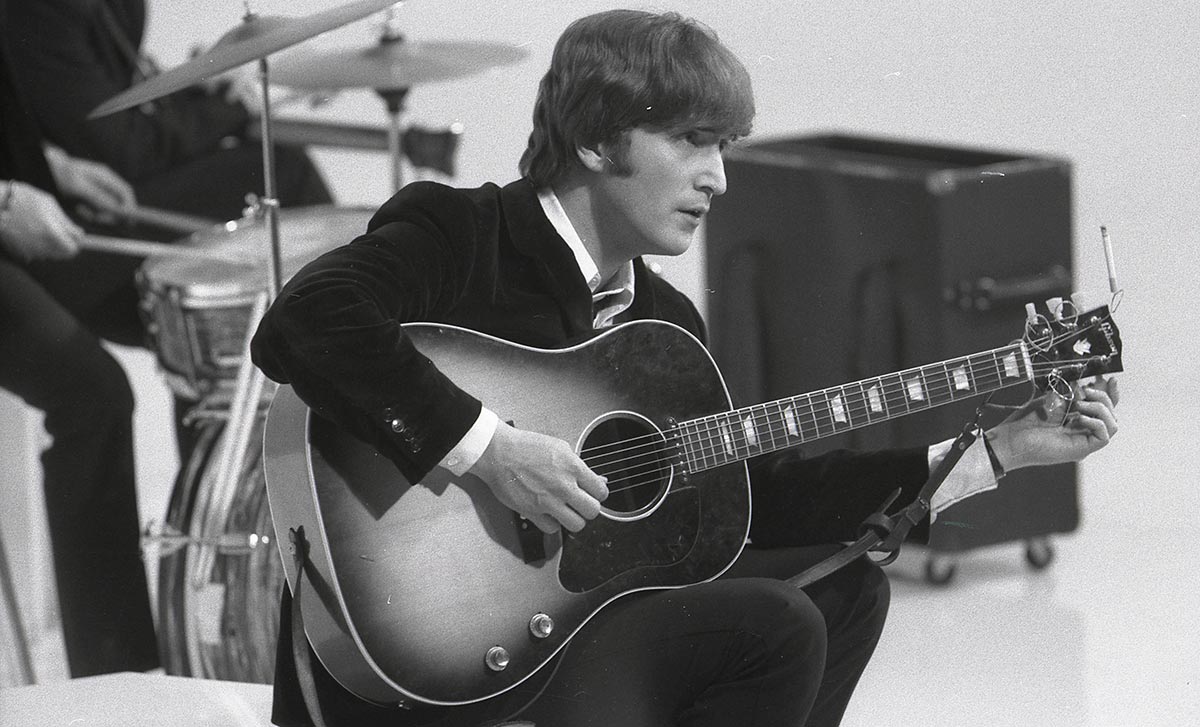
[379, 86, 411, 193]
[186, 8, 281, 643]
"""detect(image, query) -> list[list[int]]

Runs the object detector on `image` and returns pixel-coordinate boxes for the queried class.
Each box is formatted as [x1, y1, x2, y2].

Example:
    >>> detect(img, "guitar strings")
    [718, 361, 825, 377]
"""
[581, 347, 1082, 467]
[594, 356, 1084, 476]
[579, 319, 1107, 470]
[587, 354, 1107, 498]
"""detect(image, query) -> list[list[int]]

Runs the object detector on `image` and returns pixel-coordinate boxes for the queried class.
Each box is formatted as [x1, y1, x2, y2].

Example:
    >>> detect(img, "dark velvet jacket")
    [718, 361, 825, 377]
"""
[251, 178, 930, 548]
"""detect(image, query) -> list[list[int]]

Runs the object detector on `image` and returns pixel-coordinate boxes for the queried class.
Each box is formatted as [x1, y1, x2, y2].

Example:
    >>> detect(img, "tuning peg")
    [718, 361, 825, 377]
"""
[1045, 297, 1064, 319]
[1025, 302, 1038, 325]
[1070, 292, 1088, 311]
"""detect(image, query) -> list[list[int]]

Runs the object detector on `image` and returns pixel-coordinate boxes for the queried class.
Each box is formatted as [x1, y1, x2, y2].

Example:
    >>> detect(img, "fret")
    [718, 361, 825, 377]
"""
[764, 401, 782, 449]
[761, 403, 782, 452]
[677, 341, 1043, 475]
[990, 350, 1006, 391]
[798, 394, 823, 441]
[678, 420, 699, 473]
[879, 373, 907, 416]
[807, 391, 833, 439]
[694, 416, 720, 471]
[925, 362, 956, 408]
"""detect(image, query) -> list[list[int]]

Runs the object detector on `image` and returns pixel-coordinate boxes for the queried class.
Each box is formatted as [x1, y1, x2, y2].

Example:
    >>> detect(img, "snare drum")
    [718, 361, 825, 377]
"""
[138, 206, 372, 399]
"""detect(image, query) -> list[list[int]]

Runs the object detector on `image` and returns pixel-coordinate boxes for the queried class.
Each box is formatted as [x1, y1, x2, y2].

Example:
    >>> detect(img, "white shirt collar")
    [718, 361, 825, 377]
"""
[536, 188, 636, 328]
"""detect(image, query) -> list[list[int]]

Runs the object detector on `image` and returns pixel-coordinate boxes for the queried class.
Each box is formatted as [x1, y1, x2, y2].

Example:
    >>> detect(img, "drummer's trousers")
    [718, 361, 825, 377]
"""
[0, 255, 159, 677]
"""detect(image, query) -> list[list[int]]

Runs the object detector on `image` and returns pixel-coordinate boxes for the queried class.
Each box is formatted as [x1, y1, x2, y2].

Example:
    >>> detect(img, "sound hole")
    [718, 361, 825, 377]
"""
[579, 412, 671, 520]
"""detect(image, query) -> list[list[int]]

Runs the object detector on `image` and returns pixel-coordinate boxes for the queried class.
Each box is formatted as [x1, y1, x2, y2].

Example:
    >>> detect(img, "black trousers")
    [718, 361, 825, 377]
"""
[0, 255, 158, 676]
[0, 142, 332, 676]
[272, 544, 890, 727]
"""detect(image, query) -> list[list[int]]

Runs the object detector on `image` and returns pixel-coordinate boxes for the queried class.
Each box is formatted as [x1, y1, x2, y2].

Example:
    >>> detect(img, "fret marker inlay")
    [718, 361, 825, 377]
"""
[952, 366, 971, 391]
[904, 377, 926, 401]
[783, 405, 799, 437]
[720, 423, 735, 455]
[867, 385, 884, 413]
[1002, 353, 1020, 378]
[742, 415, 758, 447]
[830, 394, 848, 424]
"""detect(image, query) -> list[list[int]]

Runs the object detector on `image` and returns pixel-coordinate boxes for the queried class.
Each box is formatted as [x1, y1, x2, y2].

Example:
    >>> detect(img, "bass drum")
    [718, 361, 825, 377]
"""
[157, 409, 284, 682]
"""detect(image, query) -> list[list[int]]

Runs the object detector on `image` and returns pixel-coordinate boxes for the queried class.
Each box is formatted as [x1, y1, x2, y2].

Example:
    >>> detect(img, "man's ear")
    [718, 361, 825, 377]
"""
[576, 143, 607, 173]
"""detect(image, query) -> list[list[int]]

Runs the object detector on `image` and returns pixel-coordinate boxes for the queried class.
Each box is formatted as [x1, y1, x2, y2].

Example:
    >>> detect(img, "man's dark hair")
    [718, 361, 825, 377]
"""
[519, 9, 755, 187]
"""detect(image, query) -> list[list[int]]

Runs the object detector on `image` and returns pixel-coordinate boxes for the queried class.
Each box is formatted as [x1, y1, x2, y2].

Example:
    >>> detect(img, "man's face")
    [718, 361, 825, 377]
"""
[592, 126, 731, 260]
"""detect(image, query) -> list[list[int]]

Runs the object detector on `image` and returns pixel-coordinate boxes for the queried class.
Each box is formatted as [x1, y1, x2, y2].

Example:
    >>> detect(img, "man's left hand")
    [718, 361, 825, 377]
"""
[985, 376, 1120, 472]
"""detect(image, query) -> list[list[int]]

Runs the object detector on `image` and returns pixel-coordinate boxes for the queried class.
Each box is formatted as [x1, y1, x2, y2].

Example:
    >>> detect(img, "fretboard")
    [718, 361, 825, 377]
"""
[673, 342, 1032, 474]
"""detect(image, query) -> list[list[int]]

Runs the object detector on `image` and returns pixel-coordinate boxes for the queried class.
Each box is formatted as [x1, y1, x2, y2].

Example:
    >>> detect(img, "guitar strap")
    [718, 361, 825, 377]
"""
[288, 527, 333, 727]
[787, 404, 986, 589]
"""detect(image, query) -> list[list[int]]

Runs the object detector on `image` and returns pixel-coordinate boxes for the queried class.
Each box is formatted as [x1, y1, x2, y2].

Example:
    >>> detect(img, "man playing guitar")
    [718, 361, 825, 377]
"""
[251, 10, 1119, 726]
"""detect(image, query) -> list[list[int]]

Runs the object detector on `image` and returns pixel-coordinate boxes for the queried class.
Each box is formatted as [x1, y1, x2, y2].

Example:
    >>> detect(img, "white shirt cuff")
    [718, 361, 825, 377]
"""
[926, 435, 1000, 521]
[438, 407, 499, 476]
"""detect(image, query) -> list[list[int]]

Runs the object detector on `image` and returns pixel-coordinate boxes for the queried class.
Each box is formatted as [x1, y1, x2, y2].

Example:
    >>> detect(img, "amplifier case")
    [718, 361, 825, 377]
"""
[705, 134, 1078, 576]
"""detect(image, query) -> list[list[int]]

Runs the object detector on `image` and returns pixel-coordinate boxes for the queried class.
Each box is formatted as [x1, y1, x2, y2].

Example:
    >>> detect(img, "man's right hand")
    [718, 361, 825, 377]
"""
[0, 181, 82, 262]
[468, 423, 609, 534]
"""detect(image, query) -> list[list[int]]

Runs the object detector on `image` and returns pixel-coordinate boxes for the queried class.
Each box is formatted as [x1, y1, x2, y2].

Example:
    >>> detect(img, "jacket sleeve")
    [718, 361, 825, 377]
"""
[250, 185, 485, 484]
[747, 446, 931, 547]
[6, 0, 251, 183]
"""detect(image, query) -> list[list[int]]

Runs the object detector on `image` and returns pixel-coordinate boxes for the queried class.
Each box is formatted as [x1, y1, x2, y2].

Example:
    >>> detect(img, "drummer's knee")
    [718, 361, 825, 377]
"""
[43, 335, 134, 425]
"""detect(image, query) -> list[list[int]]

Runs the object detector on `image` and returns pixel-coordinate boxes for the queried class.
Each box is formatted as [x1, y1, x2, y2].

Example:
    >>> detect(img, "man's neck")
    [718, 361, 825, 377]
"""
[551, 179, 631, 287]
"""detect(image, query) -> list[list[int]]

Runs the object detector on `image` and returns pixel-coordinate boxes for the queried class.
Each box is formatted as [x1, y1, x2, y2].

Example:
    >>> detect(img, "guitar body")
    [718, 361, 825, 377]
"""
[263, 321, 750, 706]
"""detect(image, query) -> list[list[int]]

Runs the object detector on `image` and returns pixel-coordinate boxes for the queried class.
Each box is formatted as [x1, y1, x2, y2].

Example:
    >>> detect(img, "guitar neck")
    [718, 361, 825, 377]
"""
[674, 341, 1033, 473]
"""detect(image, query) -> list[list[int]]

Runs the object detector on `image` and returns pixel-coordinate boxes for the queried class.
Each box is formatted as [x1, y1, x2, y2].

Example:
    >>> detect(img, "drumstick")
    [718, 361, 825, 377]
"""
[90, 201, 219, 236]
[117, 205, 220, 235]
[81, 234, 255, 263]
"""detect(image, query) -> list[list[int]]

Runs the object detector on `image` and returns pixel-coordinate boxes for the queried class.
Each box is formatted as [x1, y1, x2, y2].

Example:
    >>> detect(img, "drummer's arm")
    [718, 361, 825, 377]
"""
[8, 1, 250, 181]
[251, 199, 482, 484]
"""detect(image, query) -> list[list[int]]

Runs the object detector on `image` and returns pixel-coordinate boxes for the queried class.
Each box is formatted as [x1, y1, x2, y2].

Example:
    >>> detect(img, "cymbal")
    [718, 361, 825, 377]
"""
[270, 37, 529, 91]
[89, 0, 400, 118]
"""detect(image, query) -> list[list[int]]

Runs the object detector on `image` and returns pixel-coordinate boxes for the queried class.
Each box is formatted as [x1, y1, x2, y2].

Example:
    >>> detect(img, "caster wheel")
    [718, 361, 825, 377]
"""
[924, 555, 957, 585]
[1025, 537, 1055, 570]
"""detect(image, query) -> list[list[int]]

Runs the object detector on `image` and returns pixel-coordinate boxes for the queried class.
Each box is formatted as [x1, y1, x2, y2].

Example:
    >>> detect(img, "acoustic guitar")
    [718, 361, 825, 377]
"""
[262, 305, 1122, 707]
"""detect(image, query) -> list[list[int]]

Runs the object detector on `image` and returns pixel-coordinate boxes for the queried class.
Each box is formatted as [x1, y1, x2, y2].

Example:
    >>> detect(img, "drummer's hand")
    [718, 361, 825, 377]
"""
[468, 423, 609, 535]
[0, 181, 82, 261]
[43, 146, 136, 224]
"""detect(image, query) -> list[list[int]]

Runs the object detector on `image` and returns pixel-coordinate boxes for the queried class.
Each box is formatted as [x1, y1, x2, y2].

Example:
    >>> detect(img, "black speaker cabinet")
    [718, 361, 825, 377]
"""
[706, 134, 1079, 578]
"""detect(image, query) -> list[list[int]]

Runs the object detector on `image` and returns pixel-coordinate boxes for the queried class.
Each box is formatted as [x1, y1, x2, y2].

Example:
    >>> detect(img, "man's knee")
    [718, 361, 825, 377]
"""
[739, 578, 829, 673]
[828, 556, 891, 642]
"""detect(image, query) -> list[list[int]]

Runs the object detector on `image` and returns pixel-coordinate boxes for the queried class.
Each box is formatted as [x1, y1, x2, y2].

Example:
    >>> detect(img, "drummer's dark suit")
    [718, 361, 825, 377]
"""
[0, 0, 157, 677]
[251, 178, 930, 726]
[3, 0, 332, 228]
[0, 0, 328, 678]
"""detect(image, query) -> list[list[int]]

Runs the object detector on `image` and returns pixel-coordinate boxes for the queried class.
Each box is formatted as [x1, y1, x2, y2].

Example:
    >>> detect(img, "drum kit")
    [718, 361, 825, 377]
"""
[88, 0, 528, 682]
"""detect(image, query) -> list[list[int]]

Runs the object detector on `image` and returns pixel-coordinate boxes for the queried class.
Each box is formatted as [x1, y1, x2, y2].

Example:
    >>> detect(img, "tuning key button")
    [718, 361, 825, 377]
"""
[529, 613, 554, 639]
[485, 646, 510, 672]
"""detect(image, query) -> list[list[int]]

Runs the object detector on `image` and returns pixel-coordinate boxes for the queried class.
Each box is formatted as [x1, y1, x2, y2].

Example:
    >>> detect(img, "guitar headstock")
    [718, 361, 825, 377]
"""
[1024, 303, 1124, 390]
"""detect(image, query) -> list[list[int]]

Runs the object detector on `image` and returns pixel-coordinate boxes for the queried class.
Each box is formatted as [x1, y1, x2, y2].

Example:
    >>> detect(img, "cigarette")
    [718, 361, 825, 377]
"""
[1100, 225, 1118, 293]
